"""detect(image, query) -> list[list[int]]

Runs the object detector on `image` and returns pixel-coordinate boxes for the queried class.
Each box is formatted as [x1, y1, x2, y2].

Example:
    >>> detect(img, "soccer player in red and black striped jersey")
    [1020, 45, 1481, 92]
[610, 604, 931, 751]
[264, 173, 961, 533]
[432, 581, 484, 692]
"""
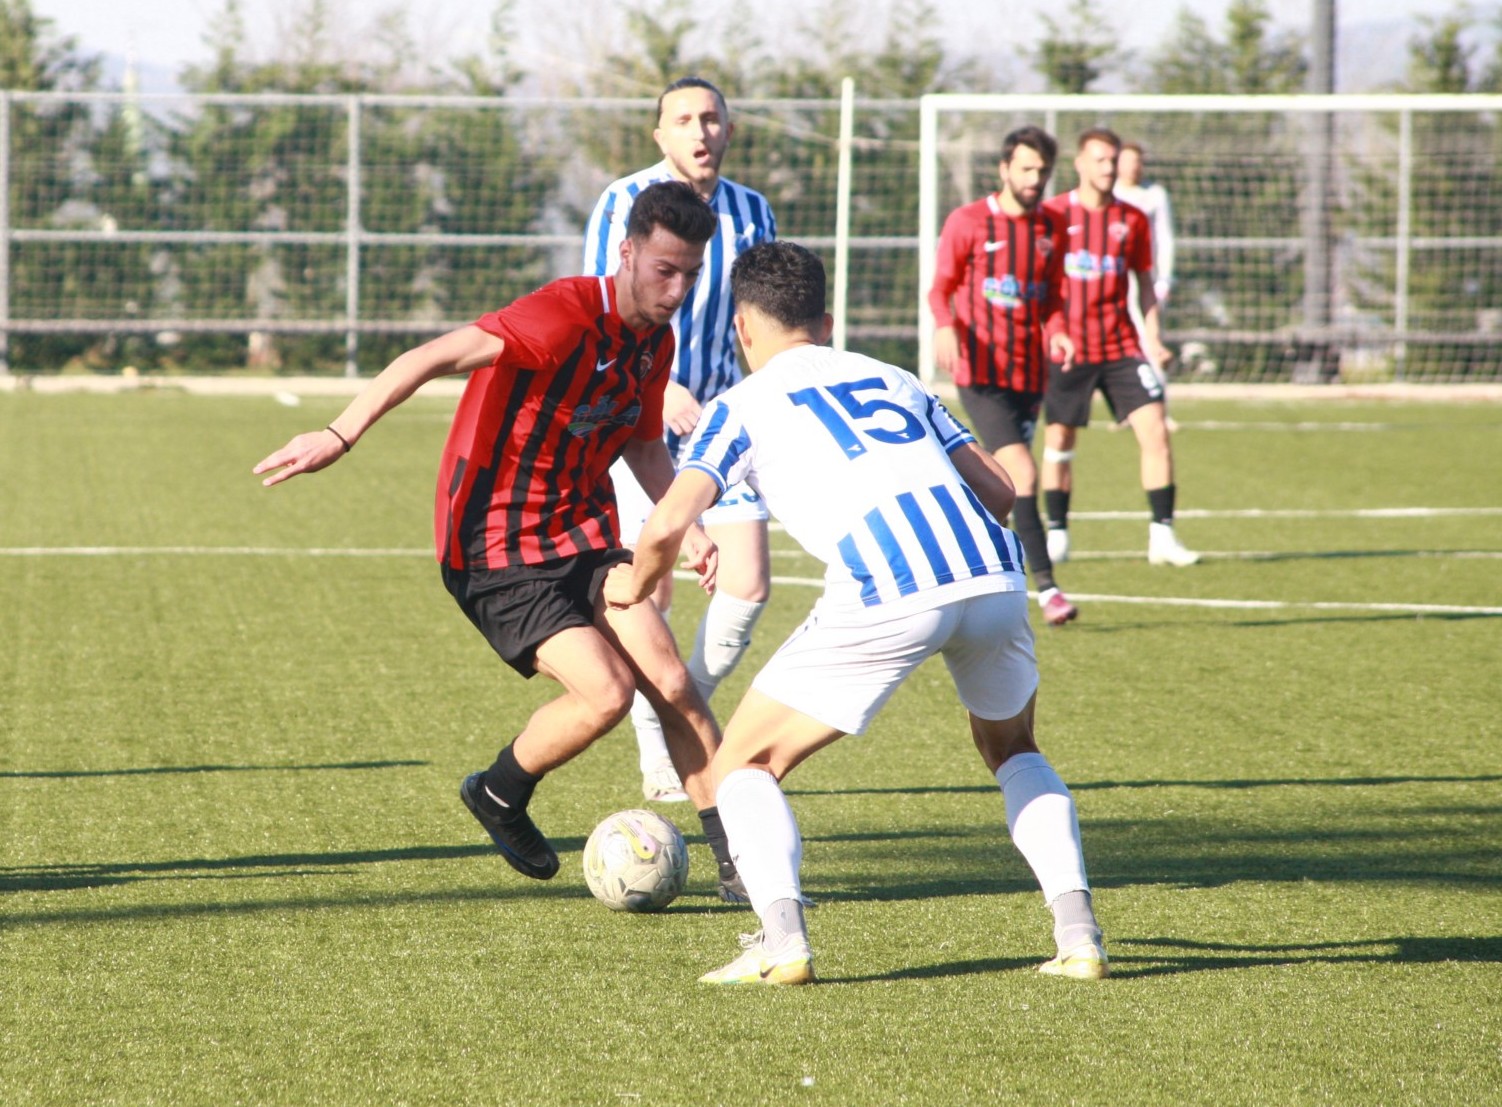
[928, 125, 1081, 627]
[254, 181, 751, 897]
[1041, 128, 1199, 568]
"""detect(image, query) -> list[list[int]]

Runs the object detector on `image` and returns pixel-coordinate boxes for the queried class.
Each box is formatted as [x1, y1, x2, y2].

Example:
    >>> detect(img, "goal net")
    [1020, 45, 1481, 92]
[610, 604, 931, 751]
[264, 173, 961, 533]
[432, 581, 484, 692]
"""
[918, 93, 1502, 384]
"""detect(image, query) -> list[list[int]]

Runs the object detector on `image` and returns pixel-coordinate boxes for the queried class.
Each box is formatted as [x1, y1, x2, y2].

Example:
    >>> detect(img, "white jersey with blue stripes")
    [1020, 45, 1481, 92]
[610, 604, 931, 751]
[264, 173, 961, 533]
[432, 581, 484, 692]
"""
[583, 163, 776, 450]
[681, 345, 1028, 613]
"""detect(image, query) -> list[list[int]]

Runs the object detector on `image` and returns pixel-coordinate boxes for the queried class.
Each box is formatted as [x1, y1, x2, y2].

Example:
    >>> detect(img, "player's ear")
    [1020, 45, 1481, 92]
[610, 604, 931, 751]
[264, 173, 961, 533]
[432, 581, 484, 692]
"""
[618, 236, 634, 270]
[816, 313, 834, 345]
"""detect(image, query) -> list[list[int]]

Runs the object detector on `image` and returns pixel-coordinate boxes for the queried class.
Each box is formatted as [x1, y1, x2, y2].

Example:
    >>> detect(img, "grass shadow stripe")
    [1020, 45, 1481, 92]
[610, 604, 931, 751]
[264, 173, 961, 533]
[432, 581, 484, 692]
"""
[0, 759, 430, 779]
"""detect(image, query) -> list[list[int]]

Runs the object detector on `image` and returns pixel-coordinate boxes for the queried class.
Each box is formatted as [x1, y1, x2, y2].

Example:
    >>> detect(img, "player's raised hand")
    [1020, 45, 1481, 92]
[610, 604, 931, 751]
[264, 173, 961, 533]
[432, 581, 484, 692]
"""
[603, 562, 649, 609]
[253, 428, 349, 487]
[662, 380, 703, 436]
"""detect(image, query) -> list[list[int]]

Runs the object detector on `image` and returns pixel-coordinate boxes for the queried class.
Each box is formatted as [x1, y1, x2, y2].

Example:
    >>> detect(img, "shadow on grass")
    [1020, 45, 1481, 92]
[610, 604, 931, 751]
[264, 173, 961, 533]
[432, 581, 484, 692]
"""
[0, 759, 429, 779]
[1107, 934, 1502, 978]
[0, 840, 584, 895]
[823, 935, 1502, 984]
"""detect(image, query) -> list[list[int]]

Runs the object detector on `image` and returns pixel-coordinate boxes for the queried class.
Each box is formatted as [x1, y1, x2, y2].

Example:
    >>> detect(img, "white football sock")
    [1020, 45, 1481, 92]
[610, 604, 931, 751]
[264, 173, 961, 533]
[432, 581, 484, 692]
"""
[631, 690, 670, 774]
[997, 752, 1090, 904]
[716, 767, 803, 917]
[687, 593, 765, 702]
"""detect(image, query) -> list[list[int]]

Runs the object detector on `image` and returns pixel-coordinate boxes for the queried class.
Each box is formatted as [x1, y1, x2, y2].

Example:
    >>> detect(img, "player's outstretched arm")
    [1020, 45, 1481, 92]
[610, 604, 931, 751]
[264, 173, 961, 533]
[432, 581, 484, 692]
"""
[951, 441, 1017, 523]
[253, 325, 502, 487]
[605, 469, 720, 608]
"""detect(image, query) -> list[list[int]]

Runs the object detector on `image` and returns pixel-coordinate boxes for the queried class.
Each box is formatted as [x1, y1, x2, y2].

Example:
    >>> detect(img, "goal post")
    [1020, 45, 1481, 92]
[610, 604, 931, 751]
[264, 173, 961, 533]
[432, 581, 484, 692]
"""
[917, 93, 1502, 385]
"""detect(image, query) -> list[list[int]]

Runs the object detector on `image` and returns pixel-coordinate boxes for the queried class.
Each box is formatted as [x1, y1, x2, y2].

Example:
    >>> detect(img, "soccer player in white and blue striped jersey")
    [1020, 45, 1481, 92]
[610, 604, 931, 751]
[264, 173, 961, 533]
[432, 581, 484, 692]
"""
[584, 78, 778, 812]
[605, 241, 1108, 986]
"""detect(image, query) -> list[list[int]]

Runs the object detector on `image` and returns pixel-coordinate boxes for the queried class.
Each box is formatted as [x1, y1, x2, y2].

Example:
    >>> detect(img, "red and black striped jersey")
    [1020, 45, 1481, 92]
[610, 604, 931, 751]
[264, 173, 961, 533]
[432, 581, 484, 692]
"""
[435, 275, 673, 570]
[928, 194, 1065, 393]
[1043, 191, 1154, 363]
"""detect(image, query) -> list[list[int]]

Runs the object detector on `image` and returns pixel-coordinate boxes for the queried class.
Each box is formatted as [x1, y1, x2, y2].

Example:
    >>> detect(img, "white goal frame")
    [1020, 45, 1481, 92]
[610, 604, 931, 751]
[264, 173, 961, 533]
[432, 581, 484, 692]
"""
[917, 93, 1502, 384]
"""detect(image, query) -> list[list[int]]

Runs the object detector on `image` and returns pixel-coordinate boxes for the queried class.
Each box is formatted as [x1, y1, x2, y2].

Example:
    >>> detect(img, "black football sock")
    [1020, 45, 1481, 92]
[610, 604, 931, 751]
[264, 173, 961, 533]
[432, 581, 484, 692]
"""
[698, 806, 735, 869]
[480, 742, 541, 818]
[1010, 494, 1056, 592]
[1147, 484, 1176, 526]
[1044, 489, 1071, 531]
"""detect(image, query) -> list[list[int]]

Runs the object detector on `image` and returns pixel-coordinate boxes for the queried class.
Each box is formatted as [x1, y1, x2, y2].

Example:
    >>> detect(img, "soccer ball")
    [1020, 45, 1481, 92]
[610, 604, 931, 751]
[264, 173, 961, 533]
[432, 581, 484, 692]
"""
[583, 809, 690, 912]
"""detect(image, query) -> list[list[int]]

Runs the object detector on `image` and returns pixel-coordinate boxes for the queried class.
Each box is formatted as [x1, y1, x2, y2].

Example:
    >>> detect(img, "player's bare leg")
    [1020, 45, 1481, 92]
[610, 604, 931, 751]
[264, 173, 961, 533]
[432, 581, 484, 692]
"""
[600, 596, 753, 902]
[599, 597, 719, 807]
[461, 624, 637, 881]
[700, 691, 840, 985]
[971, 695, 1107, 979]
[626, 571, 688, 802]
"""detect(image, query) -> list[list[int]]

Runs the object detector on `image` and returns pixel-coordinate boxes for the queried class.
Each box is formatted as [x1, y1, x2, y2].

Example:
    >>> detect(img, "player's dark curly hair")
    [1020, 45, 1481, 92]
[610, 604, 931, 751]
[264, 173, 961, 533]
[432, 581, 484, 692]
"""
[657, 76, 729, 121]
[730, 241, 827, 330]
[1001, 125, 1058, 168]
[626, 180, 717, 246]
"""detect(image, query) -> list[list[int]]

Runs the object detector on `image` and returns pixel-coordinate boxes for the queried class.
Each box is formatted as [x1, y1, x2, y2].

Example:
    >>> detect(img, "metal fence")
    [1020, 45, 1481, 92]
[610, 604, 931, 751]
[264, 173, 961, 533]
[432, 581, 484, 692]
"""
[3, 89, 1500, 382]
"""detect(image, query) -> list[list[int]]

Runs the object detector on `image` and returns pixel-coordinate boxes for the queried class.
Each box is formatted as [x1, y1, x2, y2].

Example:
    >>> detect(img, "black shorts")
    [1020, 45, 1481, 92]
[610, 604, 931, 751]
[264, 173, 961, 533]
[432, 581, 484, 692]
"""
[1045, 357, 1165, 427]
[441, 548, 632, 678]
[956, 385, 1044, 451]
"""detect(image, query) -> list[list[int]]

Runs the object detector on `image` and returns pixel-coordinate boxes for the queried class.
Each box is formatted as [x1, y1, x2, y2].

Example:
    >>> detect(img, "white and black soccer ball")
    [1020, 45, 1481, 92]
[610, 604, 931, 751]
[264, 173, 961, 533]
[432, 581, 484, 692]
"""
[583, 809, 689, 912]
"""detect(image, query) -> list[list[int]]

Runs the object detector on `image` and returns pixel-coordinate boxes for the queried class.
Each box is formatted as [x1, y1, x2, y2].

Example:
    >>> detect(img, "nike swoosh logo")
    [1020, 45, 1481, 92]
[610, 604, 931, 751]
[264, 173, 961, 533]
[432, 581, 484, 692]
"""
[483, 783, 511, 809]
[1068, 225, 1083, 234]
[983, 240, 1006, 252]
[595, 358, 616, 373]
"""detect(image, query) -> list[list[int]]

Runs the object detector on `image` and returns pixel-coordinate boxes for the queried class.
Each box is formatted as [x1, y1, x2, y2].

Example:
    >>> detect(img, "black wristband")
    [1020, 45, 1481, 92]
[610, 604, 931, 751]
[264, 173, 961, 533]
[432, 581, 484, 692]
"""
[325, 425, 353, 453]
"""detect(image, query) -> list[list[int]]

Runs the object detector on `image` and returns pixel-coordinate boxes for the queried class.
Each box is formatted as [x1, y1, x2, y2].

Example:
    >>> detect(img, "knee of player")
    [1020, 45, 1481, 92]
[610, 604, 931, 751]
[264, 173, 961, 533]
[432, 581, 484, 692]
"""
[641, 660, 699, 714]
[584, 677, 636, 732]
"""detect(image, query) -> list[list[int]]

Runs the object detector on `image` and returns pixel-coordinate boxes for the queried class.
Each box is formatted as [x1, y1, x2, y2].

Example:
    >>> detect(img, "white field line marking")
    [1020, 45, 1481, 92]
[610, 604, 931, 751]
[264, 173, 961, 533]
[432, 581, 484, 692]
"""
[889, 548, 1502, 563]
[765, 506, 1502, 533]
[1175, 420, 1396, 431]
[3, 548, 1495, 615]
[1049, 507, 1502, 522]
[0, 546, 431, 557]
[759, 575, 1502, 617]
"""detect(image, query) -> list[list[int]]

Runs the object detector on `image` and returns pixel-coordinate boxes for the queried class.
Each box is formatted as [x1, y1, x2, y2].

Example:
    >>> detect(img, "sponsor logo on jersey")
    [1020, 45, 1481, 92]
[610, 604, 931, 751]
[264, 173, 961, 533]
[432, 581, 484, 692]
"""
[1063, 250, 1126, 280]
[568, 398, 641, 436]
[983, 275, 1051, 309]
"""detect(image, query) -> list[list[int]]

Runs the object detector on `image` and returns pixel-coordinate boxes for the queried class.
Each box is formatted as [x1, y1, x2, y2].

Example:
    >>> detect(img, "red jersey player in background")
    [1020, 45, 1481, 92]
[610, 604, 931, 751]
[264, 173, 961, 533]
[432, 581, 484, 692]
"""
[254, 181, 752, 901]
[928, 125, 1080, 626]
[1041, 128, 1199, 567]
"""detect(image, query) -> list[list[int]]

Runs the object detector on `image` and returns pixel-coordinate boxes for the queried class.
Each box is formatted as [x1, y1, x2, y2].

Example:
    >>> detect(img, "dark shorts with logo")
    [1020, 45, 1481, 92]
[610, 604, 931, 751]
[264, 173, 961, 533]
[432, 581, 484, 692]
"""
[957, 385, 1044, 450]
[441, 548, 633, 678]
[1046, 357, 1166, 427]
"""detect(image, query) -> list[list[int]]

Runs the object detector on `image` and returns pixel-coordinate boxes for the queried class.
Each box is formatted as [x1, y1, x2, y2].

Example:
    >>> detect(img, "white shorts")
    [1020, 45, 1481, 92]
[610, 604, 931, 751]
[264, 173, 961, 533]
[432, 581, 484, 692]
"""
[752, 587, 1038, 736]
[612, 457, 769, 546]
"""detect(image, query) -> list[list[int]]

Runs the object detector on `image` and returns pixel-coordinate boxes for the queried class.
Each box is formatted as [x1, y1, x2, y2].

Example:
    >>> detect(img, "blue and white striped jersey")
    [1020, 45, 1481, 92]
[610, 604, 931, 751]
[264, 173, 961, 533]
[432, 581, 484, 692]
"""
[583, 163, 776, 451]
[681, 346, 1028, 613]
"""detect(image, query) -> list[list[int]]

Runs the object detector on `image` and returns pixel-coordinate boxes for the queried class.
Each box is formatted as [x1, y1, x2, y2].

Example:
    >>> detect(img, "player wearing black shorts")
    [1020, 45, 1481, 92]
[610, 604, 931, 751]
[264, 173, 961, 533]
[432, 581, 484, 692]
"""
[1041, 128, 1198, 567]
[255, 181, 752, 901]
[928, 125, 1080, 626]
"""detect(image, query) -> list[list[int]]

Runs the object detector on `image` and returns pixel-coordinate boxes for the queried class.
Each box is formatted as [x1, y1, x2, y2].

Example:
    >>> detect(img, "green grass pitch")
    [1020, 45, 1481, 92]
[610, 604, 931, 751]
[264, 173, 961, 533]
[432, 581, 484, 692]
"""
[2, 389, 1499, 1105]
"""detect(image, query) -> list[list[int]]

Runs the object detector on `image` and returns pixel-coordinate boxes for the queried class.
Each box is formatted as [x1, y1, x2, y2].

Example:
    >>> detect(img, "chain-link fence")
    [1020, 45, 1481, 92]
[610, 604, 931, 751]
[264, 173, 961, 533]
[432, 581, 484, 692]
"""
[4, 89, 1501, 382]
